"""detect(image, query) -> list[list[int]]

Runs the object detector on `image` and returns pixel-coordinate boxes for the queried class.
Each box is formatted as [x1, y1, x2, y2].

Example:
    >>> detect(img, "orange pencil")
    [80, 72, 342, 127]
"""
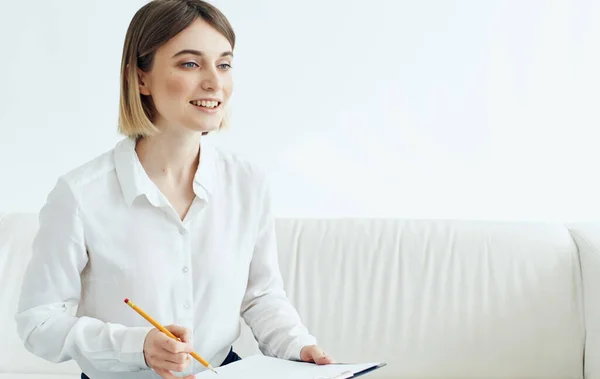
[124, 298, 218, 374]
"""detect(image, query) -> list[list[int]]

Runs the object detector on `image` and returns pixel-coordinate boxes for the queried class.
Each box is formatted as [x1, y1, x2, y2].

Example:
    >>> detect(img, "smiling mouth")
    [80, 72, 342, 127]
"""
[190, 100, 221, 109]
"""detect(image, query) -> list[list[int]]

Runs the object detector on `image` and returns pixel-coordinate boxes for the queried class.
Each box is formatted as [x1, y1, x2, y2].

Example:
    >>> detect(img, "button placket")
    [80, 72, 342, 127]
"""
[179, 224, 194, 314]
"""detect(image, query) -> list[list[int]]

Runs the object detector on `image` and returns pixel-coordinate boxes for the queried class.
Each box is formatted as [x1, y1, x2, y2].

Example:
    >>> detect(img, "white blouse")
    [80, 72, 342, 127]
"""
[15, 137, 317, 379]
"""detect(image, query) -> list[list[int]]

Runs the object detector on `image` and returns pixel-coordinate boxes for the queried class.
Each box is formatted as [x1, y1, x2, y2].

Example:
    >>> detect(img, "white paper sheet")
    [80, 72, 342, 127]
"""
[195, 355, 383, 379]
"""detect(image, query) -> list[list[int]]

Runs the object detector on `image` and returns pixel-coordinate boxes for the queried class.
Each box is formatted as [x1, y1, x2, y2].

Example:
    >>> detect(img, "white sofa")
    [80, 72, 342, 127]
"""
[2, 212, 600, 379]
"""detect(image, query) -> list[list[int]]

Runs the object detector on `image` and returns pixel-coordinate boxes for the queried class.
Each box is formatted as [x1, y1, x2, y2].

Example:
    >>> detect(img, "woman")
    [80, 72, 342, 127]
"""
[15, 1, 332, 379]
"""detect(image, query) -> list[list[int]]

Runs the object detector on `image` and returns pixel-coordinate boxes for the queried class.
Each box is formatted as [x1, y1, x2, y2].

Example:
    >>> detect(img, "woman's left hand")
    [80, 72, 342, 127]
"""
[300, 345, 334, 365]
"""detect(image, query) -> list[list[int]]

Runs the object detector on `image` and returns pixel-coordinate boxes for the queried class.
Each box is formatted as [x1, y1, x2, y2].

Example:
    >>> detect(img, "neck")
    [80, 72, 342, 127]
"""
[135, 128, 203, 182]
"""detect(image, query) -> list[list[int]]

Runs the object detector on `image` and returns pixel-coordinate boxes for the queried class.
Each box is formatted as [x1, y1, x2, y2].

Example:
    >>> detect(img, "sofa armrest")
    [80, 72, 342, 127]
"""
[568, 223, 600, 379]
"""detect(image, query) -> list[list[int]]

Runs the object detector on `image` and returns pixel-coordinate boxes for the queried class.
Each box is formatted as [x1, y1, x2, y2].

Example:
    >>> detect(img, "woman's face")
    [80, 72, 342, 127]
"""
[138, 17, 233, 134]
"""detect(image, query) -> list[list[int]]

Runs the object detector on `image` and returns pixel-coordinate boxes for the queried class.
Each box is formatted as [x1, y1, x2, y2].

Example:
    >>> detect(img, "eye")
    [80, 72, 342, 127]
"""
[182, 62, 199, 68]
[217, 63, 232, 70]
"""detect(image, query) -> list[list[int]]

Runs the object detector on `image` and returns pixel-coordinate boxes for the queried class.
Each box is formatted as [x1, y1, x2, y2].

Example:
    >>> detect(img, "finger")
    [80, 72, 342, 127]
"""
[152, 357, 191, 373]
[165, 324, 193, 342]
[154, 368, 178, 379]
[154, 368, 194, 379]
[157, 333, 193, 354]
[310, 347, 333, 365]
[155, 349, 191, 366]
[314, 354, 334, 365]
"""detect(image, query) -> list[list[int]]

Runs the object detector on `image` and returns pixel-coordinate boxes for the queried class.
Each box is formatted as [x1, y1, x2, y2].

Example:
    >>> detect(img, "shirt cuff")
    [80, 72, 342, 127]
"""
[284, 334, 318, 361]
[119, 326, 154, 369]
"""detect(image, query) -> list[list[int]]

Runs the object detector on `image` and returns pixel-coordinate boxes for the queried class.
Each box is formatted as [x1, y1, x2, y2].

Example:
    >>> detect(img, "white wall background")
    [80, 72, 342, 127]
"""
[1, 0, 599, 222]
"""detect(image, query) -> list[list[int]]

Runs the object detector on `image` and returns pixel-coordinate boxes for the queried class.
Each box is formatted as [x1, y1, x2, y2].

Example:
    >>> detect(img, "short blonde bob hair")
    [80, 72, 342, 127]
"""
[118, 0, 235, 139]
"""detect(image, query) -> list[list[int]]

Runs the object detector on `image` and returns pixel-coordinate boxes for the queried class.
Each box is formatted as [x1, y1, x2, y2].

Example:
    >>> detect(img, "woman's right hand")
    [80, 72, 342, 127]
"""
[143, 325, 195, 379]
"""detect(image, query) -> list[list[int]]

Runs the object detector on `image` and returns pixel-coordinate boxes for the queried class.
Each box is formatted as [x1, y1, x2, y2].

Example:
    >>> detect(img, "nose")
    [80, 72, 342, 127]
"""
[200, 67, 222, 92]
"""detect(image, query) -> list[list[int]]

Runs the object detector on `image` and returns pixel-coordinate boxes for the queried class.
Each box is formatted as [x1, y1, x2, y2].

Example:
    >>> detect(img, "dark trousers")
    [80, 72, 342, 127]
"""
[220, 347, 241, 366]
[81, 347, 241, 379]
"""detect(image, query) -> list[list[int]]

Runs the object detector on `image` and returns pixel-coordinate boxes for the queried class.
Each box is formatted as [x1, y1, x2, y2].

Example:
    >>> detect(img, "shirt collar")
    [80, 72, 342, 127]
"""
[192, 142, 216, 200]
[114, 137, 217, 207]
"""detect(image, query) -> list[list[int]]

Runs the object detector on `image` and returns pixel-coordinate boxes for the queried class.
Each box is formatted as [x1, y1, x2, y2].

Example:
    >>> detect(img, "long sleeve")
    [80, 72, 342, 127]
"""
[240, 174, 317, 361]
[14, 177, 153, 372]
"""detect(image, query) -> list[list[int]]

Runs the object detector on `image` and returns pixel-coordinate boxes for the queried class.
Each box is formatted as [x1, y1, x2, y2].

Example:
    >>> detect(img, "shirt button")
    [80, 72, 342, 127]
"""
[184, 302, 191, 309]
[182, 266, 189, 274]
[179, 228, 187, 235]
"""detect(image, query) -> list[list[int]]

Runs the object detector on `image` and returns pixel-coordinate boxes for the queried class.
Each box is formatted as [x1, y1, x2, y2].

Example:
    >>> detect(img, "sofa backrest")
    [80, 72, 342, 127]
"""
[0, 213, 590, 378]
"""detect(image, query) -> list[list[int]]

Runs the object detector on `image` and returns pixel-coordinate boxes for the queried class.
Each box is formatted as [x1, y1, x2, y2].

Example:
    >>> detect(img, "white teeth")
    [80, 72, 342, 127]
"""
[192, 100, 219, 108]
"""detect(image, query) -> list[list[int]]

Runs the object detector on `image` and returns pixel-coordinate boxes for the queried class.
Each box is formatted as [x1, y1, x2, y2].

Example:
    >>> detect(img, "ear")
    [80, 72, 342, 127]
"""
[136, 67, 152, 96]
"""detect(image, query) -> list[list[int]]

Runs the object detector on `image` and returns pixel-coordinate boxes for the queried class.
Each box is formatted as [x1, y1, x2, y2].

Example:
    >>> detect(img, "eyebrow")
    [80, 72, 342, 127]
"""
[172, 49, 233, 58]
